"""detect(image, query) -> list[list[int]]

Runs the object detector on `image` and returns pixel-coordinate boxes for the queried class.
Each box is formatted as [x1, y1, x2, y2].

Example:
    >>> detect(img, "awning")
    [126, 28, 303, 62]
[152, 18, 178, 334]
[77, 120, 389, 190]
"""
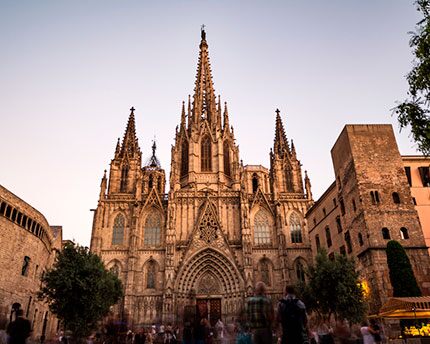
[375, 297, 430, 319]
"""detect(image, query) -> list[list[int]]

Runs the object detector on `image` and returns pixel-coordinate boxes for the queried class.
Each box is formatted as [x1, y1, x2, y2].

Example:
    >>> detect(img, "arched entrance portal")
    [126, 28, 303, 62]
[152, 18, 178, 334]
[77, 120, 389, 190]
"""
[175, 248, 244, 324]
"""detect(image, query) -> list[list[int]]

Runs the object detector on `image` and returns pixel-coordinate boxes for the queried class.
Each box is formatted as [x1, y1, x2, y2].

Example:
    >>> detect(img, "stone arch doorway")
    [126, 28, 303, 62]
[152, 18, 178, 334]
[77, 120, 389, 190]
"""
[175, 248, 244, 324]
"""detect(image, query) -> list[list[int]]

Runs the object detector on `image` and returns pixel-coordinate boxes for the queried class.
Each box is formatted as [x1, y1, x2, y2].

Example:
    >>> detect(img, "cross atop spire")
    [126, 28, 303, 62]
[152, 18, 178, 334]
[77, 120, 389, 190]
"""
[191, 26, 217, 125]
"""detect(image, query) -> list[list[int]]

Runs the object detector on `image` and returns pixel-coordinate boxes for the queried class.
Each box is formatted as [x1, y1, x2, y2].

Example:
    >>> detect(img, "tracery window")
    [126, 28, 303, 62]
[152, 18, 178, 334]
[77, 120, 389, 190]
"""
[290, 213, 303, 243]
[181, 140, 189, 178]
[295, 259, 306, 282]
[260, 259, 271, 286]
[254, 210, 271, 245]
[201, 136, 212, 172]
[112, 214, 125, 245]
[144, 212, 161, 246]
[147, 261, 156, 289]
[223, 141, 231, 176]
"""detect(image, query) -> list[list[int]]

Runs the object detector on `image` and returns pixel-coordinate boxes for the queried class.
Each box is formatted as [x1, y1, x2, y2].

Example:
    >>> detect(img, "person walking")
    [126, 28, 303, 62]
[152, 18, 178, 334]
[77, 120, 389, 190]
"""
[277, 285, 308, 344]
[245, 282, 274, 344]
[6, 309, 32, 344]
[360, 321, 375, 344]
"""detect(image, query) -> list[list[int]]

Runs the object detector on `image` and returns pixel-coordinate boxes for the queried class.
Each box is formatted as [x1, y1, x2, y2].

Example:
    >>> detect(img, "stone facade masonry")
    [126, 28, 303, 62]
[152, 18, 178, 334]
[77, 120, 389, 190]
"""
[0, 184, 62, 341]
[307, 125, 430, 314]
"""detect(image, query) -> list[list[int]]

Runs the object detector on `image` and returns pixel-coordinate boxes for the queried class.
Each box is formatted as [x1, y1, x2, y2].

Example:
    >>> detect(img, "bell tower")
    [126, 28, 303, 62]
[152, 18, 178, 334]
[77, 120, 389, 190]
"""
[270, 109, 308, 198]
[107, 107, 142, 196]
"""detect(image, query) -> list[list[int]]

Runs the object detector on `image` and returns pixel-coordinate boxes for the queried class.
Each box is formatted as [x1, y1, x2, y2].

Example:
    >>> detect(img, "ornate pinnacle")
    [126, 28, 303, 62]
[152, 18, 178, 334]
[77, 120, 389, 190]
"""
[181, 101, 186, 129]
[120, 107, 140, 158]
[273, 108, 290, 156]
[223, 102, 230, 131]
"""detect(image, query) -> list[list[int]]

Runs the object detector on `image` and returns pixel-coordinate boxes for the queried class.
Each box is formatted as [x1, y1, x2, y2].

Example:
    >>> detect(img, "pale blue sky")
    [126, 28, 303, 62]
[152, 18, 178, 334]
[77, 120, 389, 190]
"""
[0, 1, 422, 245]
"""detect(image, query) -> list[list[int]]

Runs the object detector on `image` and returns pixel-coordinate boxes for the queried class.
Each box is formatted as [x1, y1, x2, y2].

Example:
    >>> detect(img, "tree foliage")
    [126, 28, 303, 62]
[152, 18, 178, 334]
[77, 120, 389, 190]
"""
[299, 250, 367, 324]
[386, 240, 421, 297]
[38, 243, 123, 340]
[394, 0, 430, 155]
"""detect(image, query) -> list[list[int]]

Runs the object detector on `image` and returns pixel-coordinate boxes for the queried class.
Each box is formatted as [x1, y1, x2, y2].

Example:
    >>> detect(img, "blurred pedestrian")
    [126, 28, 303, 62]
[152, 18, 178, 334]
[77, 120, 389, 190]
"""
[277, 285, 308, 344]
[245, 282, 273, 344]
[6, 309, 32, 344]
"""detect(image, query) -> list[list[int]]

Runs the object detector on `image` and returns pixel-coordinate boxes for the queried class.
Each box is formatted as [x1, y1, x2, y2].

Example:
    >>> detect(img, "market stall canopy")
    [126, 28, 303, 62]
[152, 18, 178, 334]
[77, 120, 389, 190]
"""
[376, 297, 430, 319]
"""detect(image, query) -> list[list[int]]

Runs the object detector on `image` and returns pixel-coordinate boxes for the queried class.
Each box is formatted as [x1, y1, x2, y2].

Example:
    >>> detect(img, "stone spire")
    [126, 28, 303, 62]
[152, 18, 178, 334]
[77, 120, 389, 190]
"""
[180, 101, 186, 129]
[120, 107, 141, 158]
[273, 109, 290, 156]
[223, 102, 230, 131]
[99, 169, 107, 200]
[191, 28, 218, 126]
[305, 170, 312, 200]
[114, 138, 121, 158]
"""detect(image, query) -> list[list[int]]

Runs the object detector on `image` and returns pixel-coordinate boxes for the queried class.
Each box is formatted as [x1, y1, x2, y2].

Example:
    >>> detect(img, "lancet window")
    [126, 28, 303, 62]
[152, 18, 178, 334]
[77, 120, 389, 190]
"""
[295, 259, 306, 282]
[112, 214, 125, 245]
[201, 136, 212, 172]
[146, 261, 156, 289]
[181, 140, 189, 178]
[144, 212, 161, 246]
[120, 165, 129, 192]
[290, 212, 303, 243]
[260, 259, 271, 286]
[254, 210, 271, 245]
[223, 141, 231, 176]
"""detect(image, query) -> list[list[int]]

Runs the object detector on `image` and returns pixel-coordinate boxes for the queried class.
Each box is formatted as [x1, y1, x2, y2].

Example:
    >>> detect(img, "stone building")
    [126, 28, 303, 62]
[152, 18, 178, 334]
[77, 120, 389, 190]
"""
[90, 30, 313, 326]
[306, 125, 430, 313]
[0, 184, 62, 340]
[402, 155, 430, 253]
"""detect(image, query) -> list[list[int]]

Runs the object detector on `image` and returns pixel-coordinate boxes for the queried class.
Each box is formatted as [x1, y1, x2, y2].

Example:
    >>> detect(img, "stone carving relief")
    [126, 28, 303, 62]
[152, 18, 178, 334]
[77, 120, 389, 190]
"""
[197, 273, 220, 294]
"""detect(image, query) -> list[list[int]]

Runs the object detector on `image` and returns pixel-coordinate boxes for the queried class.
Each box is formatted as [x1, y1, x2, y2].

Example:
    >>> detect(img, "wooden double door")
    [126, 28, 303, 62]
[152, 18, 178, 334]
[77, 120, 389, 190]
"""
[196, 298, 221, 326]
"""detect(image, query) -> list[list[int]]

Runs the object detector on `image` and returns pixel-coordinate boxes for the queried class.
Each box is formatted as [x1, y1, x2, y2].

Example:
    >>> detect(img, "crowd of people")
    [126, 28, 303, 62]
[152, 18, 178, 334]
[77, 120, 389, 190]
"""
[1, 283, 387, 344]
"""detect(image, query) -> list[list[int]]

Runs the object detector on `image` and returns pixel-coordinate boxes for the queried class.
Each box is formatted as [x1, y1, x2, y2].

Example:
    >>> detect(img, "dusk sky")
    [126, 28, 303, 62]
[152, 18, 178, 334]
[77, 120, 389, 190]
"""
[0, 1, 423, 246]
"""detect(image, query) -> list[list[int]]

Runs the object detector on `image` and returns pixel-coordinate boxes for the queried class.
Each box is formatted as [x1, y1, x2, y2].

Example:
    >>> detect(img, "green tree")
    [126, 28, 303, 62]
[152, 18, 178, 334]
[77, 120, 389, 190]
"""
[386, 240, 421, 297]
[394, 0, 430, 155]
[38, 243, 123, 341]
[299, 250, 367, 323]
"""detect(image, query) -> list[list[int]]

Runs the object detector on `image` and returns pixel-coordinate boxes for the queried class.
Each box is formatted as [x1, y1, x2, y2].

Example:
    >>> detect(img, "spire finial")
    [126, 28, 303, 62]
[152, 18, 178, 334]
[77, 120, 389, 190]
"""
[152, 139, 157, 157]
[130, 106, 135, 114]
[275, 108, 280, 116]
[201, 24, 206, 40]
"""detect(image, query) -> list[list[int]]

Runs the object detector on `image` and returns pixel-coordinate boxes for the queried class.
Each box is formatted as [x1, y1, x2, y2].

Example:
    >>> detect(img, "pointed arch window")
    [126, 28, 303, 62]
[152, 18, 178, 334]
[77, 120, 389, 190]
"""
[146, 261, 156, 289]
[295, 259, 306, 283]
[400, 227, 409, 239]
[252, 173, 259, 193]
[148, 174, 153, 189]
[110, 264, 119, 276]
[201, 136, 212, 172]
[223, 141, 231, 177]
[290, 213, 303, 243]
[144, 212, 161, 246]
[260, 259, 271, 286]
[112, 214, 125, 245]
[120, 165, 129, 192]
[181, 140, 189, 178]
[254, 210, 272, 245]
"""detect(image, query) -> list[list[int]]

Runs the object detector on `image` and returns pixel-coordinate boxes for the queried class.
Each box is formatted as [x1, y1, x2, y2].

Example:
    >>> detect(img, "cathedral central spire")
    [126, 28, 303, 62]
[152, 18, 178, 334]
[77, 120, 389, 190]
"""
[191, 27, 217, 125]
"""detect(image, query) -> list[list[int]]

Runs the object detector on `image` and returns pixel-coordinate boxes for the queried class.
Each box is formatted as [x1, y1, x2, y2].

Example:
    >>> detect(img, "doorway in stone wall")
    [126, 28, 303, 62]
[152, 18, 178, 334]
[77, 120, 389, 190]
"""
[196, 298, 221, 326]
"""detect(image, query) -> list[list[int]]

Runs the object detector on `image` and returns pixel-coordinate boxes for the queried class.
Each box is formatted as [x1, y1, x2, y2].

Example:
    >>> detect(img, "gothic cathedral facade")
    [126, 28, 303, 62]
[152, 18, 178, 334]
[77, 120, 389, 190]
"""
[90, 30, 313, 326]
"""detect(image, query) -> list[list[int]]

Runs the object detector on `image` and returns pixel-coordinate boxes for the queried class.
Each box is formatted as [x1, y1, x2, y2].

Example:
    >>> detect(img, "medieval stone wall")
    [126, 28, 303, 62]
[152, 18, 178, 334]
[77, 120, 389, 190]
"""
[0, 184, 60, 340]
